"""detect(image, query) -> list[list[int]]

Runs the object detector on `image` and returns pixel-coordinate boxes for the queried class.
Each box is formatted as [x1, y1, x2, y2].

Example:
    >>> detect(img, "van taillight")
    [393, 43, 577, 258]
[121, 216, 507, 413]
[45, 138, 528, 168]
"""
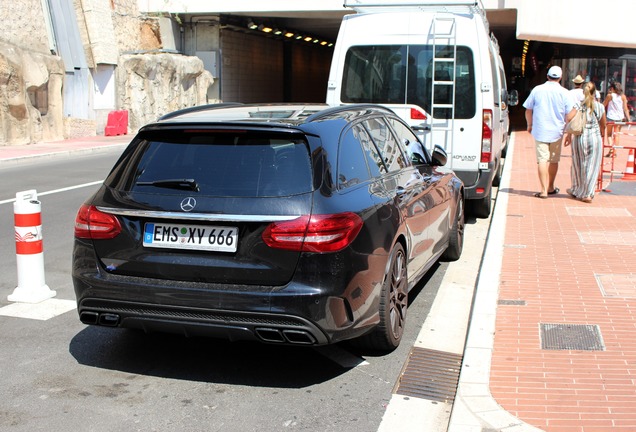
[74, 205, 122, 239]
[262, 212, 363, 253]
[481, 109, 493, 163]
[410, 108, 428, 120]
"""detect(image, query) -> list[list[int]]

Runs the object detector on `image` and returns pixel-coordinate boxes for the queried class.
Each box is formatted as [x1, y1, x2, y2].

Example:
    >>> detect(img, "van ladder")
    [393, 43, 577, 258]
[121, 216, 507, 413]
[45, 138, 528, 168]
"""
[430, 15, 457, 154]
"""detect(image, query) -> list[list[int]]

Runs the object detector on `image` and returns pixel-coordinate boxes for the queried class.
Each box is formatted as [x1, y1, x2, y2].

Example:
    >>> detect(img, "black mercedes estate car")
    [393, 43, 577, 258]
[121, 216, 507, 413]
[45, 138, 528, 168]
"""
[73, 103, 464, 351]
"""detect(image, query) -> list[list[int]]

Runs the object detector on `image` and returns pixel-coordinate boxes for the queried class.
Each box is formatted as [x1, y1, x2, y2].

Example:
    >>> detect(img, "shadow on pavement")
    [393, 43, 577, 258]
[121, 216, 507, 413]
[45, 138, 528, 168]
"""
[69, 326, 348, 388]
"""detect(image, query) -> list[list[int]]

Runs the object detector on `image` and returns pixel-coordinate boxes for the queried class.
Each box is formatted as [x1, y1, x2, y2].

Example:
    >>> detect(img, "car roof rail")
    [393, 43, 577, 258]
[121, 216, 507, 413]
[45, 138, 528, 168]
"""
[306, 104, 396, 122]
[157, 102, 244, 121]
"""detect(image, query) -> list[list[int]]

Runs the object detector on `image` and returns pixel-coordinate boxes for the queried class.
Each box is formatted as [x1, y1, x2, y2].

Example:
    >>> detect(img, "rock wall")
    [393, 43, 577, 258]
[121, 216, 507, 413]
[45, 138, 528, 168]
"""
[118, 53, 213, 130]
[0, 0, 213, 145]
[0, 43, 65, 145]
[0, 1, 50, 55]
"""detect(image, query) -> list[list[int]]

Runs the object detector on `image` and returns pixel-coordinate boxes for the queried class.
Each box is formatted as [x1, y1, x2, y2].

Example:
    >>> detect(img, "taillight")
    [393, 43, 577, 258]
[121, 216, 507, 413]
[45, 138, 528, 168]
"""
[481, 109, 493, 163]
[262, 212, 363, 253]
[74, 205, 122, 239]
[410, 108, 428, 120]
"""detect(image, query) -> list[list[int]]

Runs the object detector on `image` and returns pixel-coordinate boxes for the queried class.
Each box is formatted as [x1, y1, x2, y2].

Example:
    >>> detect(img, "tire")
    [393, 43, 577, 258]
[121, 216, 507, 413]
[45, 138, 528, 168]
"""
[441, 198, 465, 261]
[501, 133, 510, 158]
[492, 157, 504, 187]
[470, 189, 492, 219]
[356, 243, 408, 352]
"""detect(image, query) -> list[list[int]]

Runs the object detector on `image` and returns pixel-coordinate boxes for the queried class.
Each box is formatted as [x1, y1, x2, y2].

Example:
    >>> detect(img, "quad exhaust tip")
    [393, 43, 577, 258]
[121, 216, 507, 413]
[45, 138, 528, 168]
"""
[255, 327, 316, 345]
[80, 311, 120, 327]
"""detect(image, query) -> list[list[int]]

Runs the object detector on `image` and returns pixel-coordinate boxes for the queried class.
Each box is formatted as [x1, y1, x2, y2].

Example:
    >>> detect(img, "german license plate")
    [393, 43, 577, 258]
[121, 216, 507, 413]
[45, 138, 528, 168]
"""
[143, 222, 238, 252]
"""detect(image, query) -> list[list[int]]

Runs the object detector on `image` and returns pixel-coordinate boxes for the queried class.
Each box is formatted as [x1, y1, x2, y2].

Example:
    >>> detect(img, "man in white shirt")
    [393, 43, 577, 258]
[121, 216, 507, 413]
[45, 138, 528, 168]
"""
[523, 66, 577, 198]
[570, 74, 585, 104]
[570, 74, 600, 103]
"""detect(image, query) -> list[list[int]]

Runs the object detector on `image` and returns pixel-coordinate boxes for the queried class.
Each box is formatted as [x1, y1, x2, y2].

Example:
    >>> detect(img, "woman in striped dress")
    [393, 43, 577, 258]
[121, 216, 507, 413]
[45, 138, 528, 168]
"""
[563, 82, 606, 203]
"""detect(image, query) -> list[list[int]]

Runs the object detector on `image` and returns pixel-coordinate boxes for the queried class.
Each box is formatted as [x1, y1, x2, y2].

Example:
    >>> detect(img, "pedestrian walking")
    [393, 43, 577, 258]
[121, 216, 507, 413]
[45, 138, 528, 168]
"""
[523, 65, 577, 198]
[570, 74, 585, 103]
[563, 82, 606, 204]
[603, 81, 630, 157]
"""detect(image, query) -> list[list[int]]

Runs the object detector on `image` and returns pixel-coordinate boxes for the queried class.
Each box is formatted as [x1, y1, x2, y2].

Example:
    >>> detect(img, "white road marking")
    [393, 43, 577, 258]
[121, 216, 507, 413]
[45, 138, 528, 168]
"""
[313, 344, 369, 369]
[0, 299, 77, 320]
[0, 180, 104, 205]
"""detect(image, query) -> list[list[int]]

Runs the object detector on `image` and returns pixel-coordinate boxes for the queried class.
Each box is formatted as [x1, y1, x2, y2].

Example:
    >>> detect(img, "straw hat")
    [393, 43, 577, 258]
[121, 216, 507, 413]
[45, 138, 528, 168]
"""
[572, 75, 584, 84]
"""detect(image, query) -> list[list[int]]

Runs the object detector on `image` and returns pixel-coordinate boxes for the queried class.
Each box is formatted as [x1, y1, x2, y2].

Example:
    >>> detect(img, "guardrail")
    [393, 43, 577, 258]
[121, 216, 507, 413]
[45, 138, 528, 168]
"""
[597, 121, 636, 191]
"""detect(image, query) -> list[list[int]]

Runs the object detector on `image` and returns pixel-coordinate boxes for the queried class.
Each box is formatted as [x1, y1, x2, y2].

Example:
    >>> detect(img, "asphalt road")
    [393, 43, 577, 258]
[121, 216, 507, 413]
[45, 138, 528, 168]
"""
[0, 149, 467, 432]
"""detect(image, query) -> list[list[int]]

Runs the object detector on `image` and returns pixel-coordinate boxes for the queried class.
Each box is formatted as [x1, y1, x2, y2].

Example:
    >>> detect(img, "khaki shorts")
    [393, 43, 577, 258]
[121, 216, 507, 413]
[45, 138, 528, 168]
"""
[535, 138, 562, 163]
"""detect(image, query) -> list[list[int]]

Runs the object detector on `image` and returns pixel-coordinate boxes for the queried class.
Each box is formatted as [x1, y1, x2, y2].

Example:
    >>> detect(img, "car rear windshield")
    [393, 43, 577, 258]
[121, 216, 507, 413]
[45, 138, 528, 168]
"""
[106, 130, 313, 197]
[341, 45, 475, 119]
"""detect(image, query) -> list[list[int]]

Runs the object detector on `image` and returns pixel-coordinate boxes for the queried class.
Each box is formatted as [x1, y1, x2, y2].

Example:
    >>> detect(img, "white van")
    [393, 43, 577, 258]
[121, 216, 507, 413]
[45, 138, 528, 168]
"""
[326, 0, 518, 217]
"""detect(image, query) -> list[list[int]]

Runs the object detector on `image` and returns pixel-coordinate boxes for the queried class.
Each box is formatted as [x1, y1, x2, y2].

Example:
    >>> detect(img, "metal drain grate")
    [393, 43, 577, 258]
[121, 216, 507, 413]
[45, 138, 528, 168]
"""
[503, 244, 527, 249]
[540, 323, 605, 351]
[393, 347, 462, 403]
[498, 299, 526, 306]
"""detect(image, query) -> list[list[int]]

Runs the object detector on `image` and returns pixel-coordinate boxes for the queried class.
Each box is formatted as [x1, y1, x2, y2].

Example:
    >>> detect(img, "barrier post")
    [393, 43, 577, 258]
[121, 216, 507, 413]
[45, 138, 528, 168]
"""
[8, 190, 56, 303]
[625, 149, 636, 180]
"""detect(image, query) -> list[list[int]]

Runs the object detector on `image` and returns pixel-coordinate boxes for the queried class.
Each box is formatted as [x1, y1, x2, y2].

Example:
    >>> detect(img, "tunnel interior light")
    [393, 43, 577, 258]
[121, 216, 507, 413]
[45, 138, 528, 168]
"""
[245, 18, 333, 47]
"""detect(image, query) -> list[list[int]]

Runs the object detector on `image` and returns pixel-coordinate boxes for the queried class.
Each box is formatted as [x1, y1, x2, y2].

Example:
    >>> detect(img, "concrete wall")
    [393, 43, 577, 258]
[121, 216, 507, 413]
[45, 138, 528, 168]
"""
[220, 31, 284, 103]
[513, 0, 636, 49]
[289, 44, 333, 103]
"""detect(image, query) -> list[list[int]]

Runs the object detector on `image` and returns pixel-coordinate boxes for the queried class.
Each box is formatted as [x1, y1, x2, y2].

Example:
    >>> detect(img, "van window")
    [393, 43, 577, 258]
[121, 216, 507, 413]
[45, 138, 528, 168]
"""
[488, 48, 501, 108]
[341, 45, 476, 119]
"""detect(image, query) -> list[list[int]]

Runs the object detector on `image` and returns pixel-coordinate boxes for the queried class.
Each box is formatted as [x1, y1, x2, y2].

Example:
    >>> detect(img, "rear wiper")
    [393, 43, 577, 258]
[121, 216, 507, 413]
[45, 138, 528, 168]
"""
[136, 178, 200, 192]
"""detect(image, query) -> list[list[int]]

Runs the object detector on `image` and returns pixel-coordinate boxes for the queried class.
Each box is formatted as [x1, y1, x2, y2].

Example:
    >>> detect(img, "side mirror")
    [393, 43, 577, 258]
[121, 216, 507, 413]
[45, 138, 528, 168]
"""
[431, 145, 447, 167]
[406, 139, 428, 165]
[508, 89, 519, 107]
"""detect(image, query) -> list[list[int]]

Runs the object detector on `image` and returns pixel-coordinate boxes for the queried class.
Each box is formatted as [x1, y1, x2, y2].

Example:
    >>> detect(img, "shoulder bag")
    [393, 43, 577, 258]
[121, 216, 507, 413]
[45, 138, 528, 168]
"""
[565, 107, 586, 135]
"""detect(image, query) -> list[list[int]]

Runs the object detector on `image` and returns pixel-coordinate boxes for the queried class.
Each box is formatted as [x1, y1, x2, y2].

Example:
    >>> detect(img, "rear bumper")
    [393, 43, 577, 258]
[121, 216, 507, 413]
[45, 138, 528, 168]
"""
[454, 161, 495, 200]
[77, 298, 329, 345]
[72, 256, 385, 346]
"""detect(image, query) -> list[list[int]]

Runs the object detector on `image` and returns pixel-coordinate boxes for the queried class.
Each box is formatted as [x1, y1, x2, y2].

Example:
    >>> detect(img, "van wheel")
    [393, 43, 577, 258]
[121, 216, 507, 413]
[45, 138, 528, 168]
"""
[470, 190, 492, 218]
[501, 134, 510, 158]
[441, 198, 464, 261]
[492, 158, 504, 187]
[356, 243, 408, 352]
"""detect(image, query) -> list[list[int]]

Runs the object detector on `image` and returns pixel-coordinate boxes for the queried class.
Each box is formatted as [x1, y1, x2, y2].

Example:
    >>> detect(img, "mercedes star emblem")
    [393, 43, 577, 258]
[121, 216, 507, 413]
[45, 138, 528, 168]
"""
[180, 197, 197, 212]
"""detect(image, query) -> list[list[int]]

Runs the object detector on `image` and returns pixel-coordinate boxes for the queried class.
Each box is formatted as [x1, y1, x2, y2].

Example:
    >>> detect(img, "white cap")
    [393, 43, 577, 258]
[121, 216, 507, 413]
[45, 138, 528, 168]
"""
[547, 66, 562, 79]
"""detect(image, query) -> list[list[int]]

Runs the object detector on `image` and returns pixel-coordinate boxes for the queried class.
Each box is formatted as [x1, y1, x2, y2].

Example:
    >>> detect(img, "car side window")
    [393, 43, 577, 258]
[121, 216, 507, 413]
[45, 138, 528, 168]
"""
[363, 117, 408, 173]
[353, 123, 387, 177]
[337, 127, 373, 189]
[387, 117, 430, 165]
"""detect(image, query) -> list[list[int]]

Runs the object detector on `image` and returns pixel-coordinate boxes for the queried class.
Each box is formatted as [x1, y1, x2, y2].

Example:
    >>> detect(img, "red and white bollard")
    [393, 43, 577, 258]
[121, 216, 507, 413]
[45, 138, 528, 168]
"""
[8, 190, 56, 303]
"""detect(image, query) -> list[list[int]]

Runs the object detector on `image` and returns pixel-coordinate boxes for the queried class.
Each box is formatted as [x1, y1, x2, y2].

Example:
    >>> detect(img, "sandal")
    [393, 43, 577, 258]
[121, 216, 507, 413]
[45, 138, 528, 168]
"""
[581, 197, 592, 203]
[533, 192, 548, 199]
[566, 188, 576, 197]
[548, 187, 560, 195]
